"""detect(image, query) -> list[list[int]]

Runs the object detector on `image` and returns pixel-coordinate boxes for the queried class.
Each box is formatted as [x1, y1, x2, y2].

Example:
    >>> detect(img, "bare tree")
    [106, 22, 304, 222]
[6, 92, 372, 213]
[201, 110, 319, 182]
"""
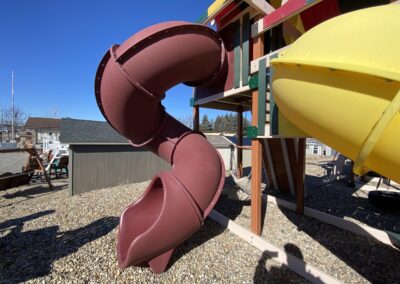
[0, 106, 26, 141]
[0, 106, 26, 126]
[48, 107, 59, 118]
[177, 114, 194, 129]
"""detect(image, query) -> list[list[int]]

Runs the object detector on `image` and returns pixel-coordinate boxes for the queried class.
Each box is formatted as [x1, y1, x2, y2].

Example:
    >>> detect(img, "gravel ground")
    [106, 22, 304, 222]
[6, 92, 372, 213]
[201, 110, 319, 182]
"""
[1, 179, 305, 283]
[217, 154, 400, 283]
[1, 156, 400, 283]
[215, 195, 400, 283]
[266, 155, 400, 233]
[305, 155, 400, 232]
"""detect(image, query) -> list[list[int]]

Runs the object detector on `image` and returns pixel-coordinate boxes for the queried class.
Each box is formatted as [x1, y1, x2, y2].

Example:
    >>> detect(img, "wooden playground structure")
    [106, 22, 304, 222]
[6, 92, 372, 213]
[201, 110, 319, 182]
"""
[191, 0, 399, 281]
[0, 140, 54, 191]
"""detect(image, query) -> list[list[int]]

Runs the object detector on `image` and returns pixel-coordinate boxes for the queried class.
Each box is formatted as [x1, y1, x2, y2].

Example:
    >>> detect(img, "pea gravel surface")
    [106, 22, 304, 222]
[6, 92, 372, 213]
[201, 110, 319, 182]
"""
[1, 179, 306, 283]
[217, 155, 400, 283]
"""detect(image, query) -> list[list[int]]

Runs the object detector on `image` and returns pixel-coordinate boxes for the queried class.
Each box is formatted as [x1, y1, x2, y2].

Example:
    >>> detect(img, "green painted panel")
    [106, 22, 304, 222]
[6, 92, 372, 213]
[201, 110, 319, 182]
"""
[248, 73, 258, 89]
[247, 126, 258, 139]
[241, 13, 250, 86]
[233, 19, 241, 88]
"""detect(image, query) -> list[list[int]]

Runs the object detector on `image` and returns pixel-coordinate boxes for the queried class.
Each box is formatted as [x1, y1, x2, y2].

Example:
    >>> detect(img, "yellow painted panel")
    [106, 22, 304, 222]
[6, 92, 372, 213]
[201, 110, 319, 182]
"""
[270, 5, 400, 182]
[208, 0, 228, 16]
[278, 111, 308, 137]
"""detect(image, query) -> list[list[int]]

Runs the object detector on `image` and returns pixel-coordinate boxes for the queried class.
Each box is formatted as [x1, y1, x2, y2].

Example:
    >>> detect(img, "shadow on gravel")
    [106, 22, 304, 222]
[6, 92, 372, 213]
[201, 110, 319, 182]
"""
[303, 160, 400, 232]
[254, 244, 316, 284]
[168, 193, 248, 269]
[0, 210, 118, 283]
[277, 205, 400, 283]
[2, 183, 68, 200]
[265, 173, 400, 233]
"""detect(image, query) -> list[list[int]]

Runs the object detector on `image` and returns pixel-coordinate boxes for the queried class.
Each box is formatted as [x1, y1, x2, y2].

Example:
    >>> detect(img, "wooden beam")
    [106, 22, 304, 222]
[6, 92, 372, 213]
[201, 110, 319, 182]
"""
[250, 46, 289, 74]
[195, 85, 252, 106]
[262, 139, 279, 190]
[251, 0, 322, 38]
[25, 147, 53, 190]
[193, 105, 199, 132]
[200, 0, 234, 25]
[209, 210, 341, 283]
[251, 135, 263, 234]
[237, 106, 243, 178]
[295, 138, 306, 215]
[243, 0, 275, 15]
[280, 138, 296, 195]
[0, 171, 34, 181]
[0, 148, 26, 153]
[250, 26, 264, 235]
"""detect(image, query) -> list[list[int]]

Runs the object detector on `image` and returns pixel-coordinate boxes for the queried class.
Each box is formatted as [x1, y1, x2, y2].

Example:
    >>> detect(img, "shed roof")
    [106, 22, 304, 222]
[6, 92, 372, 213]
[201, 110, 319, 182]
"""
[205, 134, 233, 148]
[60, 118, 244, 148]
[24, 117, 61, 129]
[59, 118, 128, 144]
[225, 135, 252, 147]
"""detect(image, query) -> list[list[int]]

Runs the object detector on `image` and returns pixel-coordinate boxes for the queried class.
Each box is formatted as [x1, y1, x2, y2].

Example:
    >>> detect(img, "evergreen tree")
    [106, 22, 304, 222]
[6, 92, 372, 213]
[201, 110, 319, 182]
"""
[200, 114, 212, 132]
[211, 113, 251, 133]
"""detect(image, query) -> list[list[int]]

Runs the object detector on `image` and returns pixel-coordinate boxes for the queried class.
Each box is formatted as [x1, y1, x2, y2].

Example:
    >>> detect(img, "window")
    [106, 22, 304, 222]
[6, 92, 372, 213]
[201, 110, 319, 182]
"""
[313, 145, 319, 154]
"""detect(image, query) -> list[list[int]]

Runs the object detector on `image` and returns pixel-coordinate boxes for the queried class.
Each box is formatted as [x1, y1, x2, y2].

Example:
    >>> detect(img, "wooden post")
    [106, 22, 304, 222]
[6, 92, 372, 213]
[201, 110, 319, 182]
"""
[26, 147, 53, 190]
[251, 27, 264, 235]
[193, 105, 199, 132]
[295, 138, 306, 215]
[237, 106, 243, 178]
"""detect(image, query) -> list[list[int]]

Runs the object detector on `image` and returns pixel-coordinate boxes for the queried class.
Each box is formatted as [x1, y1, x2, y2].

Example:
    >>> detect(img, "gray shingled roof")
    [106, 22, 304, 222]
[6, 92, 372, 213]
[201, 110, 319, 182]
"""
[25, 117, 61, 129]
[225, 135, 251, 147]
[60, 118, 128, 144]
[205, 134, 233, 148]
[60, 119, 239, 147]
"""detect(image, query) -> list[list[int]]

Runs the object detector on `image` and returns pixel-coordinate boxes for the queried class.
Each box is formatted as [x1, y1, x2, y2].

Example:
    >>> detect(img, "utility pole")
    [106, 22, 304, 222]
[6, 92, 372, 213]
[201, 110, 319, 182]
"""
[11, 69, 15, 141]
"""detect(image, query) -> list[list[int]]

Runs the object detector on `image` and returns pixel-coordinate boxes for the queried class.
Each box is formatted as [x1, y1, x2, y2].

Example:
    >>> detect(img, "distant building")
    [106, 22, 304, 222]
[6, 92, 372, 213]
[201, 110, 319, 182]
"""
[306, 138, 335, 156]
[60, 118, 170, 195]
[24, 117, 61, 148]
[0, 123, 9, 142]
[0, 123, 22, 143]
[205, 133, 251, 171]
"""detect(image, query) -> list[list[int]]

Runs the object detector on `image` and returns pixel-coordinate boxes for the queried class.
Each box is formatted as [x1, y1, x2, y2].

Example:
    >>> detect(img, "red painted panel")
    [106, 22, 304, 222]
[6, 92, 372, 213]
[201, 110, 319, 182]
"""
[300, 0, 340, 31]
[263, 0, 308, 30]
[215, 1, 238, 25]
[219, 1, 249, 28]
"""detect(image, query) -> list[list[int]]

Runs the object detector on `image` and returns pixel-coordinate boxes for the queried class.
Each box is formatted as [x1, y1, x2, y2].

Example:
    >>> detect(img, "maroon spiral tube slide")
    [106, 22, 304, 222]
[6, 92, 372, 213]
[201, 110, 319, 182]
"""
[95, 21, 227, 273]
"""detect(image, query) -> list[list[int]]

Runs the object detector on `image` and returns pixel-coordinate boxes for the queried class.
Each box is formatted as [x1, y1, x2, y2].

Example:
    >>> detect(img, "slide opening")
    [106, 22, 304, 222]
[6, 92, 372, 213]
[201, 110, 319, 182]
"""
[118, 177, 165, 263]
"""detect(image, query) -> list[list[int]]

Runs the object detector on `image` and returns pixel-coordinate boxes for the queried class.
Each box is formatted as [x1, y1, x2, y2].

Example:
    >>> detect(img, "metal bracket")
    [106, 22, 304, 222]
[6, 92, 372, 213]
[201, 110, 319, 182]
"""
[248, 73, 258, 89]
[247, 126, 258, 139]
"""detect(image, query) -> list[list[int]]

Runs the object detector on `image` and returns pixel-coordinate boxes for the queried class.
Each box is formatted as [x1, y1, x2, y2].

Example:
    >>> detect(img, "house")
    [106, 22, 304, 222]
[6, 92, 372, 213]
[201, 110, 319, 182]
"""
[0, 122, 23, 143]
[205, 133, 251, 171]
[306, 138, 335, 156]
[59, 118, 170, 195]
[24, 117, 61, 148]
[0, 123, 9, 142]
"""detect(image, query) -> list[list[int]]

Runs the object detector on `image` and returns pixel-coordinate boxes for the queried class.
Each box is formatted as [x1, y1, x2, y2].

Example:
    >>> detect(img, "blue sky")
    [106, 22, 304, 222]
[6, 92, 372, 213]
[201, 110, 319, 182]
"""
[0, 0, 228, 122]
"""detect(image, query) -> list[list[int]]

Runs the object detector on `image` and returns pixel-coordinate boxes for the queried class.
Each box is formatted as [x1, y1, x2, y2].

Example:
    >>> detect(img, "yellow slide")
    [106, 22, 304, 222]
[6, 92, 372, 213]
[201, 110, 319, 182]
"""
[270, 5, 400, 182]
